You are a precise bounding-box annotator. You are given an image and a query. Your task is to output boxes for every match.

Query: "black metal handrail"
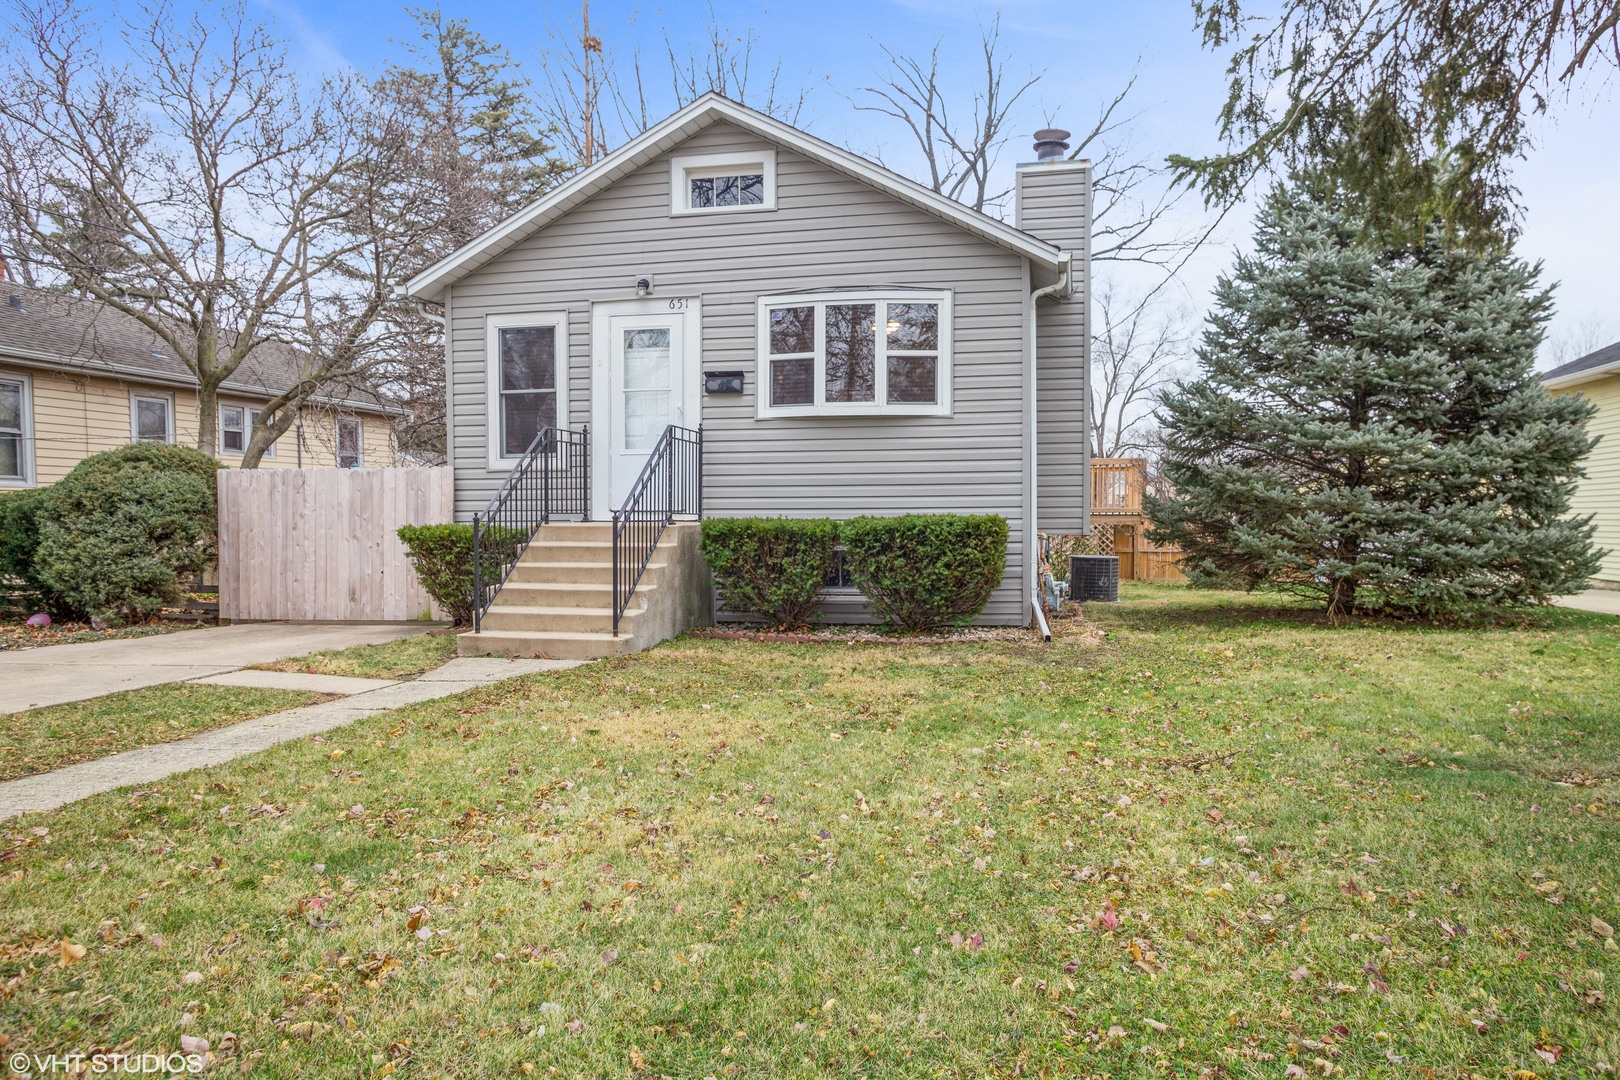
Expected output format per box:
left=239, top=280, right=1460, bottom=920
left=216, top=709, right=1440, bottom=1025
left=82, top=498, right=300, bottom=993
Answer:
left=472, top=425, right=590, bottom=632
left=612, top=424, right=702, bottom=636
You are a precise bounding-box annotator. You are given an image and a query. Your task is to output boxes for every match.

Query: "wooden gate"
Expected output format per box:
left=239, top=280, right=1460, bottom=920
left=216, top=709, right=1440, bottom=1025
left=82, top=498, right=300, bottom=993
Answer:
left=218, top=467, right=453, bottom=622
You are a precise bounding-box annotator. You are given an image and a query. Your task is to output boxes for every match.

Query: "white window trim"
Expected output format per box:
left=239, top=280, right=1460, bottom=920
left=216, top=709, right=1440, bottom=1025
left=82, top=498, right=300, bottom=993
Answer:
left=754, top=289, right=954, bottom=419
left=670, top=150, right=777, bottom=216
left=485, top=310, right=570, bottom=471
left=130, top=391, right=175, bottom=444
left=219, top=403, right=275, bottom=458
left=336, top=416, right=364, bottom=469
left=0, top=372, right=34, bottom=488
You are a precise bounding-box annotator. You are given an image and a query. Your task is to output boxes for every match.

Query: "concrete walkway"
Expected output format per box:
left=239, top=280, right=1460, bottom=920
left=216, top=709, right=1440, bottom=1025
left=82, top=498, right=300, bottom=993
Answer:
left=1554, top=589, right=1620, bottom=616
left=0, top=622, right=434, bottom=713
left=0, top=656, right=582, bottom=820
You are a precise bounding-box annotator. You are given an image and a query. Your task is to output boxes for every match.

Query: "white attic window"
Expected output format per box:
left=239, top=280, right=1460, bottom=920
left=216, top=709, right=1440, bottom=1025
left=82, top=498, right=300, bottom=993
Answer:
left=670, top=150, right=776, bottom=216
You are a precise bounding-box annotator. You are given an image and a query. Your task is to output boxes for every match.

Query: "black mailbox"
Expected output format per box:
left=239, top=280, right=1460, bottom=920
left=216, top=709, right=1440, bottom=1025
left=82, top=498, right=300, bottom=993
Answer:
left=705, top=371, right=745, bottom=394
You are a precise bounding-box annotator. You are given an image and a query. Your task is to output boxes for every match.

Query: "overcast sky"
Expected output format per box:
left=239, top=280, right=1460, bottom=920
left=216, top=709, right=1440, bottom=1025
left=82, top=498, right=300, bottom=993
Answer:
left=270, top=0, right=1619, bottom=367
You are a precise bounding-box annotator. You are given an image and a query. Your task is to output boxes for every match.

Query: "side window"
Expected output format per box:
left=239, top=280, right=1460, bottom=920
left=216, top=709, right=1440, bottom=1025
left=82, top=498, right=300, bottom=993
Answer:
left=336, top=418, right=362, bottom=468
left=499, top=325, right=558, bottom=456
left=0, top=378, right=27, bottom=481
left=220, top=406, right=245, bottom=453
left=132, top=394, right=172, bottom=443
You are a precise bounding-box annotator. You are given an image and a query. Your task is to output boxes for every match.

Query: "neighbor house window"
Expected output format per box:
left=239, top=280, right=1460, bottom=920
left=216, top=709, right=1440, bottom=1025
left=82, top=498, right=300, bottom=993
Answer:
left=670, top=151, right=776, bottom=215
left=220, top=405, right=274, bottom=458
left=0, top=375, right=31, bottom=484
left=485, top=311, right=568, bottom=468
left=755, top=291, right=952, bottom=418
left=131, top=393, right=173, bottom=443
left=336, top=417, right=362, bottom=468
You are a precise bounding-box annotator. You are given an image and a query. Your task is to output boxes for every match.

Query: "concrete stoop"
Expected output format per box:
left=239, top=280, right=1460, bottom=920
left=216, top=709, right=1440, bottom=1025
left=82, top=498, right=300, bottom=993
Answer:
left=458, top=521, right=711, bottom=660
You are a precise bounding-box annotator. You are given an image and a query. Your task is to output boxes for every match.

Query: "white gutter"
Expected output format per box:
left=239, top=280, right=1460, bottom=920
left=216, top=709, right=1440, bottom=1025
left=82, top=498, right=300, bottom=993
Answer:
left=1027, top=250, right=1071, bottom=640
left=1542, top=359, right=1620, bottom=391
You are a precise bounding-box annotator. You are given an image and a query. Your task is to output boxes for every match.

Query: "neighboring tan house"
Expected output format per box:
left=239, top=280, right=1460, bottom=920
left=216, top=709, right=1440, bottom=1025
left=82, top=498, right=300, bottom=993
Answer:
left=0, top=286, right=400, bottom=486
left=399, top=94, right=1091, bottom=656
left=1544, top=341, right=1620, bottom=587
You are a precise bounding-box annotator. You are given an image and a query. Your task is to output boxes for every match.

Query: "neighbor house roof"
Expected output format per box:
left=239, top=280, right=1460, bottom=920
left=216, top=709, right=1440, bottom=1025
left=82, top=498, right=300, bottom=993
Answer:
left=400, top=93, right=1068, bottom=303
left=1542, top=341, right=1620, bottom=390
left=0, top=286, right=398, bottom=415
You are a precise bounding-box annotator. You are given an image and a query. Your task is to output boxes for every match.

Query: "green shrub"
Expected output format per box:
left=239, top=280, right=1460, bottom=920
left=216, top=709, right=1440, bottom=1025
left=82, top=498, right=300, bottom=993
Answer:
left=0, top=488, right=78, bottom=617
left=398, top=523, right=527, bottom=626
left=701, top=517, right=842, bottom=628
left=33, top=444, right=221, bottom=625
left=842, top=514, right=1009, bottom=631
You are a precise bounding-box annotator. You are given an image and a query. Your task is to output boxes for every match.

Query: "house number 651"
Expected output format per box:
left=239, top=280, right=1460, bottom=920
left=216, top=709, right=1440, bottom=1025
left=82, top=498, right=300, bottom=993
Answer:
left=666, top=298, right=688, bottom=310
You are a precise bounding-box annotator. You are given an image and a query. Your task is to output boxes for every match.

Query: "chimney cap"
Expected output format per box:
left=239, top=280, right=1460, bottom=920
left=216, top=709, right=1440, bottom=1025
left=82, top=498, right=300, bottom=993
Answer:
left=1033, top=128, right=1071, bottom=160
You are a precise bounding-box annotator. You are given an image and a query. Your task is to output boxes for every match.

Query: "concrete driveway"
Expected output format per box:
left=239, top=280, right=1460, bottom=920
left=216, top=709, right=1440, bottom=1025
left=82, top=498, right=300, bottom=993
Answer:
left=1553, top=589, right=1620, bottom=616
left=0, top=622, right=436, bottom=713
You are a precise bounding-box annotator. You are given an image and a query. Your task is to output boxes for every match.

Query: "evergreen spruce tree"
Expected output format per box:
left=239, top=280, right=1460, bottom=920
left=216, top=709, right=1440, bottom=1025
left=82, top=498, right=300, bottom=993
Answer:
left=1148, top=183, right=1602, bottom=620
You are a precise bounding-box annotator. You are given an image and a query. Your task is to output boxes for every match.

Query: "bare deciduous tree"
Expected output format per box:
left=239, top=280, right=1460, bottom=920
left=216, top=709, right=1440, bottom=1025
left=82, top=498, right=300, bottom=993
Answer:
left=854, top=15, right=1037, bottom=214
left=0, top=0, right=411, bottom=463
left=1090, top=288, right=1187, bottom=458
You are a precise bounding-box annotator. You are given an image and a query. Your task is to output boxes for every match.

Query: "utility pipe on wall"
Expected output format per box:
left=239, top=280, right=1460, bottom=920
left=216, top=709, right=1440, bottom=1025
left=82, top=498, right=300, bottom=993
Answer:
left=1027, top=250, right=1071, bottom=641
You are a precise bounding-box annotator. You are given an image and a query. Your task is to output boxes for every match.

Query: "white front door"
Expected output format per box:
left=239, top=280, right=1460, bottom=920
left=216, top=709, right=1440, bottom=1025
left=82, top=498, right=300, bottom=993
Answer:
left=592, top=300, right=699, bottom=516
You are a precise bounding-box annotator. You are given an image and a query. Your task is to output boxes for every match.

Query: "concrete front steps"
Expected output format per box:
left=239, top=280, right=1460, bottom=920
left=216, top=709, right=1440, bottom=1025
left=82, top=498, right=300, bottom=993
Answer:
left=458, top=521, right=709, bottom=660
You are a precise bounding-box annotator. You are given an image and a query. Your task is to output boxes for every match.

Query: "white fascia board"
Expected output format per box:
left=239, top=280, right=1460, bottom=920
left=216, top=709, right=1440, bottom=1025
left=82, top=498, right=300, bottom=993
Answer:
left=1543, top=360, right=1620, bottom=391
left=398, top=94, right=1064, bottom=302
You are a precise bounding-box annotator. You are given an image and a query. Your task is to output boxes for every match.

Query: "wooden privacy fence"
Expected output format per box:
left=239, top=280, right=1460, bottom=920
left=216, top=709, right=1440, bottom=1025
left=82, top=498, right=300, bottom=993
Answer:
left=218, top=467, right=453, bottom=622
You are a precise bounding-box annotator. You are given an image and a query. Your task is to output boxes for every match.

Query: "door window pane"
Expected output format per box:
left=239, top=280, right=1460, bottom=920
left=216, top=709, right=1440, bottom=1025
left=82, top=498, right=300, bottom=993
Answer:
left=135, top=398, right=169, bottom=442
left=825, top=304, right=876, bottom=403
left=221, top=406, right=244, bottom=453
left=887, top=355, right=937, bottom=403
left=623, top=327, right=671, bottom=451
left=769, top=306, right=815, bottom=355
left=886, top=303, right=939, bottom=350
left=771, top=358, right=814, bottom=406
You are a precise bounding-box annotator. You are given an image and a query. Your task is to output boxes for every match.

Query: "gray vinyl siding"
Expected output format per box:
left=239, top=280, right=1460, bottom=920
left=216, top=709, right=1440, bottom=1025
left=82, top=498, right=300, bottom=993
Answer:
left=448, top=121, right=1033, bottom=624
left=1016, top=161, right=1091, bottom=533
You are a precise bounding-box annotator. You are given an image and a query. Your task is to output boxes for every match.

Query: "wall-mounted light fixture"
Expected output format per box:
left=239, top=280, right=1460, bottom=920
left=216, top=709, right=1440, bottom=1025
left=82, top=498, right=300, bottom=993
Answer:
left=635, top=275, right=654, bottom=297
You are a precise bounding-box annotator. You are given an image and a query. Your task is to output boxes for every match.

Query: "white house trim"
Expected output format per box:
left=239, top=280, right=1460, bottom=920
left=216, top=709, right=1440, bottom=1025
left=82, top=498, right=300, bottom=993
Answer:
left=398, top=94, right=1064, bottom=302
left=670, top=149, right=777, bottom=215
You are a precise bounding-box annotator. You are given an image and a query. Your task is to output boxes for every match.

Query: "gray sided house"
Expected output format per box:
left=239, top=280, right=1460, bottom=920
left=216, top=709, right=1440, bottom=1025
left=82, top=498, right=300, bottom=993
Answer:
left=401, top=94, right=1091, bottom=658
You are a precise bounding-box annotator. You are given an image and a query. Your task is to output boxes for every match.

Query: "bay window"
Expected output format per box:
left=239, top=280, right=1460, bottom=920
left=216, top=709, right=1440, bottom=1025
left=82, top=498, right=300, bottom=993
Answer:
left=756, top=291, right=952, bottom=418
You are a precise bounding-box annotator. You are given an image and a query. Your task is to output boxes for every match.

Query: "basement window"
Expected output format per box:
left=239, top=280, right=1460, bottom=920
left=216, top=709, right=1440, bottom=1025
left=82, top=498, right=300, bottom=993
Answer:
left=671, top=151, right=776, bottom=215
left=755, top=290, right=953, bottom=419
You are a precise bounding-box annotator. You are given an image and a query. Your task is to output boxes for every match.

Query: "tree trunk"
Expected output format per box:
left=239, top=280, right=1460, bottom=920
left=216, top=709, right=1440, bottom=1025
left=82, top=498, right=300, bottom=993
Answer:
left=241, top=406, right=302, bottom=469
left=1327, top=576, right=1357, bottom=620
left=194, top=319, right=221, bottom=458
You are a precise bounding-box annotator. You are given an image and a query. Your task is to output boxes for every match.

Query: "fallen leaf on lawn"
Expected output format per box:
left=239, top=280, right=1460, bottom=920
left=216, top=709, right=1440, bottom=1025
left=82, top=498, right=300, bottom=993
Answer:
left=629, top=1047, right=647, bottom=1070
left=1289, top=966, right=1310, bottom=982
left=1058, top=1005, right=1078, bottom=1019
left=1535, top=1045, right=1563, bottom=1065
left=1285, top=1065, right=1308, bottom=1079
left=1143, top=1018, right=1168, bottom=1032
left=1097, top=909, right=1120, bottom=932
left=1532, top=880, right=1561, bottom=894
left=1339, top=879, right=1361, bottom=896
left=182, top=971, right=204, bottom=985
left=966, top=933, right=983, bottom=952
left=1593, top=916, right=1616, bottom=939
left=1061, top=960, right=1080, bottom=974
left=60, top=939, right=86, bottom=966
left=415, top=928, right=432, bottom=942
left=1206, top=808, right=1223, bottom=823
left=565, top=1019, right=583, bottom=1035
left=601, top=949, right=618, bottom=966
left=179, top=1035, right=209, bottom=1054
left=1106, top=1025, right=1127, bottom=1040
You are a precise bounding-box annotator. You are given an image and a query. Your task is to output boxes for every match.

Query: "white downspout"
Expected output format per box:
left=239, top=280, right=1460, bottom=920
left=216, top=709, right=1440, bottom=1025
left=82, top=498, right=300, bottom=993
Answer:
left=1028, top=250, right=1071, bottom=641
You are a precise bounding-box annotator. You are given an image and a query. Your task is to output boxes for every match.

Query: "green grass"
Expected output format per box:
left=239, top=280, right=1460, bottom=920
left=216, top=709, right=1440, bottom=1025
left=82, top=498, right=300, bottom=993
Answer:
left=0, top=684, right=328, bottom=781
left=254, top=632, right=457, bottom=680
left=3, top=582, right=1618, bottom=1079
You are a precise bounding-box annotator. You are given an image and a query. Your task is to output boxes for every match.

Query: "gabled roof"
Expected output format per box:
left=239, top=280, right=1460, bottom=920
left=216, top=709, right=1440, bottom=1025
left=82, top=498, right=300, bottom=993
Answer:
left=400, top=93, right=1066, bottom=302
left=0, top=286, right=399, bottom=415
left=1542, top=341, right=1620, bottom=390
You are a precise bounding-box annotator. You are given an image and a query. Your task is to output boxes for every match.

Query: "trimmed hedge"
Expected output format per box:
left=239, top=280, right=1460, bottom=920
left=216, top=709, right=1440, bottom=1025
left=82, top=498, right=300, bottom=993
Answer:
left=842, top=514, right=1009, bottom=631
left=701, top=517, right=841, bottom=628
left=397, top=524, right=526, bottom=626
left=32, top=444, right=221, bottom=625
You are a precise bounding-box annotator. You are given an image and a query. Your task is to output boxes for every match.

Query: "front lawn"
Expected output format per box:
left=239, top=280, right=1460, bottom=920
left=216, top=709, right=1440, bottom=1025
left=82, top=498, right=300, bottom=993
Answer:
left=0, top=684, right=329, bottom=782
left=3, top=583, right=1617, bottom=1078
left=253, top=632, right=457, bottom=680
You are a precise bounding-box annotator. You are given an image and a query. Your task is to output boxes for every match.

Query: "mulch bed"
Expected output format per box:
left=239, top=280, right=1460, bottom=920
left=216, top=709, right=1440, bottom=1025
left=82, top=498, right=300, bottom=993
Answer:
left=0, top=616, right=207, bottom=652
